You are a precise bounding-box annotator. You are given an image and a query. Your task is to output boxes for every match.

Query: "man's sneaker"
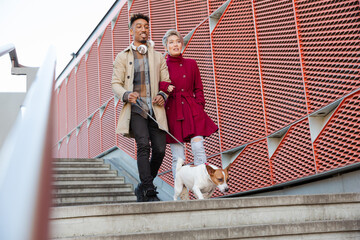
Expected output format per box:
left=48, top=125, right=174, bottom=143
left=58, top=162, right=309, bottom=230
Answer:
left=134, top=183, right=145, bottom=202
left=144, top=186, right=160, bottom=202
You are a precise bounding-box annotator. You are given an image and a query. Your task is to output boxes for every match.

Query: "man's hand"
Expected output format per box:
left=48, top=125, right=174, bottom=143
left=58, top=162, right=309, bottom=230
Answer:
left=128, top=92, right=139, bottom=103
left=153, top=95, right=165, bottom=106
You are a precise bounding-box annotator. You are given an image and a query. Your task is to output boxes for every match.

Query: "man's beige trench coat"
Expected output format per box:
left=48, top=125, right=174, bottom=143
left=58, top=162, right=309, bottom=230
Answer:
left=111, top=41, right=171, bottom=137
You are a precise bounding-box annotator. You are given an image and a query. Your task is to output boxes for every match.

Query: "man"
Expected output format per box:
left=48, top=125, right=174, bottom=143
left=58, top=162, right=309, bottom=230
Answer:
left=112, top=13, right=171, bottom=202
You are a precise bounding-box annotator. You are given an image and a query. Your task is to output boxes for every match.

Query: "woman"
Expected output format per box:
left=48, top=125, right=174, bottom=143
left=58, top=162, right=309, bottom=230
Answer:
left=161, top=29, right=218, bottom=180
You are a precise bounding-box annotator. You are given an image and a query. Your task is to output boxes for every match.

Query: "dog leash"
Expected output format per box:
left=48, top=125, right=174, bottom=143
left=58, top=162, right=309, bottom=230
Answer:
left=135, top=99, right=195, bottom=156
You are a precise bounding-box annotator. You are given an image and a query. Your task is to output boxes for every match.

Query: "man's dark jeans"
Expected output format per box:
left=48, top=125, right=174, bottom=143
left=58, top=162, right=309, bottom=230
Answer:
left=130, top=112, right=166, bottom=188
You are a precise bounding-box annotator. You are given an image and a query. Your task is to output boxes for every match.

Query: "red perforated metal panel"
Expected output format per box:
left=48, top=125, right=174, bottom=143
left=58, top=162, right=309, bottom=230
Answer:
left=271, top=119, right=316, bottom=184
left=87, top=41, right=100, bottom=116
left=113, top=5, right=130, bottom=57
left=226, top=139, right=272, bottom=194
left=76, top=56, right=87, bottom=125
left=149, top=0, right=176, bottom=52
left=99, top=23, right=114, bottom=106
left=158, top=171, right=174, bottom=187
left=295, top=0, right=360, bottom=113
left=115, top=101, right=136, bottom=158
left=175, top=0, right=208, bottom=36
left=67, top=130, right=77, bottom=158
left=129, top=0, right=150, bottom=41
left=52, top=90, right=59, bottom=144
left=183, top=19, right=221, bottom=157
left=58, top=141, right=67, bottom=158
left=209, top=0, right=227, bottom=14
left=67, top=69, right=77, bottom=132
left=158, top=145, right=173, bottom=174
left=52, top=145, right=58, bottom=158
left=77, top=122, right=89, bottom=158
left=314, top=91, right=360, bottom=172
left=254, top=0, right=308, bottom=135
left=58, top=83, right=67, bottom=139
left=88, top=110, right=101, bottom=158
left=211, top=0, right=266, bottom=151
left=101, top=98, right=116, bottom=153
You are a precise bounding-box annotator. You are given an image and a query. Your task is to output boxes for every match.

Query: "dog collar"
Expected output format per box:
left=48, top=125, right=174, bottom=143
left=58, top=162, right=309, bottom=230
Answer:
left=205, top=162, right=209, bottom=165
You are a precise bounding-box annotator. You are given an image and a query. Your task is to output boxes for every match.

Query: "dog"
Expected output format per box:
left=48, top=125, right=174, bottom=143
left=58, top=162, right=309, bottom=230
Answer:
left=173, top=158, right=233, bottom=200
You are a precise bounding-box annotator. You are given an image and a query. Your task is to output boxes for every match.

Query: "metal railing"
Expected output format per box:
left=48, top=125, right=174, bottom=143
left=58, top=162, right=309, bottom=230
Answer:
left=0, top=43, right=20, bottom=67
left=0, top=45, right=56, bottom=240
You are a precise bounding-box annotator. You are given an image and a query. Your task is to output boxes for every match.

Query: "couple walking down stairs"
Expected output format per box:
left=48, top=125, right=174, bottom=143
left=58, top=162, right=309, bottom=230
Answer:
left=51, top=158, right=360, bottom=239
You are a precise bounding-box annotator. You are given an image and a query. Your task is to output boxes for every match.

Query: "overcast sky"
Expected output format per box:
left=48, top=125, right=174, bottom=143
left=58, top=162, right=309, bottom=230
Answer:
left=0, top=0, right=116, bottom=92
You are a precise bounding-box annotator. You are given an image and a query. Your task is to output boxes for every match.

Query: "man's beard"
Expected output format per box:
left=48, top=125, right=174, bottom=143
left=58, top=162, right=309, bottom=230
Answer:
left=140, top=40, right=147, bottom=44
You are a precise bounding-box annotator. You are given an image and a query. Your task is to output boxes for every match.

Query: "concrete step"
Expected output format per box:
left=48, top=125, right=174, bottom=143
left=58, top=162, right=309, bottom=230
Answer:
left=54, top=158, right=104, bottom=163
left=53, top=173, right=118, bottom=178
left=54, top=166, right=111, bottom=171
left=54, top=180, right=125, bottom=185
left=53, top=192, right=136, bottom=206
left=53, top=170, right=117, bottom=175
left=50, top=193, right=360, bottom=239
left=53, top=176, right=125, bottom=182
left=54, top=163, right=110, bottom=168
left=54, top=220, right=360, bottom=239
left=53, top=184, right=133, bottom=194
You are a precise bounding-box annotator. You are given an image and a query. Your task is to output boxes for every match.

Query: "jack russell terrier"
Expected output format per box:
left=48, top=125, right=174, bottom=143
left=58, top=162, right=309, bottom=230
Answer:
left=173, top=158, right=233, bottom=200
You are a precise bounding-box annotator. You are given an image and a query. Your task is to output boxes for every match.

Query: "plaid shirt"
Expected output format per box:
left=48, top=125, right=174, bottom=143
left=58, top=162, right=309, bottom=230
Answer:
left=124, top=50, right=153, bottom=118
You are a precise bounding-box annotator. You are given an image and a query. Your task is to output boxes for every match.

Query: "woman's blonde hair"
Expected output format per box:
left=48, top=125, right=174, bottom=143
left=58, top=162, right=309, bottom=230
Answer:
left=162, top=29, right=184, bottom=47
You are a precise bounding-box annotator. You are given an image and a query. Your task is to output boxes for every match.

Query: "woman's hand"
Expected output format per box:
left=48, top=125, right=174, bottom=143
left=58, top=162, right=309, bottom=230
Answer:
left=167, top=85, right=175, bottom=93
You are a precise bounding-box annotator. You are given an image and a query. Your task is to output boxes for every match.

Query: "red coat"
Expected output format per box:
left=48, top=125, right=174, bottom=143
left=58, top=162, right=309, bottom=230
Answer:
left=161, top=54, right=218, bottom=143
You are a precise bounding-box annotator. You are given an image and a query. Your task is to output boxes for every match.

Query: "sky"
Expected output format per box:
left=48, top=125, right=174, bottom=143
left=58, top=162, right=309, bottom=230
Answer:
left=0, top=0, right=116, bottom=92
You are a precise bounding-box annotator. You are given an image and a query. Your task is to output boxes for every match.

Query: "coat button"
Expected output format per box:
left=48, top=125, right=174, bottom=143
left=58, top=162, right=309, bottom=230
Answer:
left=127, top=76, right=130, bottom=79
left=180, top=64, right=182, bottom=67
left=181, top=89, right=184, bottom=92
left=129, top=62, right=132, bottom=65
left=182, top=102, right=184, bottom=104
left=183, top=75, right=186, bottom=78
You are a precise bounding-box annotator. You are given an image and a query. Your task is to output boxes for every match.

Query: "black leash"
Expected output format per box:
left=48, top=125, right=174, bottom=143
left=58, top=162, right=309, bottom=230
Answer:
left=135, top=99, right=194, bottom=156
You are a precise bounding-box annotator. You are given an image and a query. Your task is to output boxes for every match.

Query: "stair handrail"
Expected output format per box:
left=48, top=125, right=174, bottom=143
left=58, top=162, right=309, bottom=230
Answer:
left=0, top=43, right=20, bottom=67
left=0, top=45, right=56, bottom=240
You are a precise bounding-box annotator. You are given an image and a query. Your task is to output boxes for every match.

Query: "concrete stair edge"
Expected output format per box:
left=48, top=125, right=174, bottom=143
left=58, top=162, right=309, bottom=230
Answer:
left=52, top=220, right=360, bottom=240
left=51, top=193, right=360, bottom=219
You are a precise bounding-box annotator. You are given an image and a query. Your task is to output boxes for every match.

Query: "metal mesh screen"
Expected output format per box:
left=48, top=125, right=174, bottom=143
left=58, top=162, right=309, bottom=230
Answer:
left=209, top=0, right=227, bottom=14
left=270, top=118, right=316, bottom=184
left=99, top=23, right=114, bottom=106
left=58, top=84, right=67, bottom=139
left=314, top=90, right=360, bottom=172
left=113, top=5, right=130, bottom=57
left=211, top=0, right=266, bottom=151
left=77, top=122, right=89, bottom=158
left=67, top=70, right=77, bottom=132
left=67, top=131, right=77, bottom=158
left=88, top=110, right=101, bottom=158
left=87, top=41, right=100, bottom=116
left=295, top=0, right=360, bottom=113
left=76, top=56, right=87, bottom=125
left=226, top=139, right=272, bottom=194
left=255, top=0, right=308, bottom=134
left=101, top=98, right=116, bottom=153
left=149, top=0, right=176, bottom=52
left=175, top=0, right=208, bottom=36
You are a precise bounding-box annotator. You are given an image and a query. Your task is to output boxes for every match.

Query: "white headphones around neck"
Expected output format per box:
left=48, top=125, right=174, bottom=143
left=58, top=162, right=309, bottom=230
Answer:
left=131, top=42, right=148, bottom=55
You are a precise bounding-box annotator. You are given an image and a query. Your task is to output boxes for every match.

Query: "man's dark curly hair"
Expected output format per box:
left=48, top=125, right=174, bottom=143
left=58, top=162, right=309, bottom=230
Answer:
left=129, top=13, right=149, bottom=29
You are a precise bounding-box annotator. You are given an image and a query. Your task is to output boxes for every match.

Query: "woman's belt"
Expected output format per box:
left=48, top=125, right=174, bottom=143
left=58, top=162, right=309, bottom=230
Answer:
left=170, top=92, right=198, bottom=121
